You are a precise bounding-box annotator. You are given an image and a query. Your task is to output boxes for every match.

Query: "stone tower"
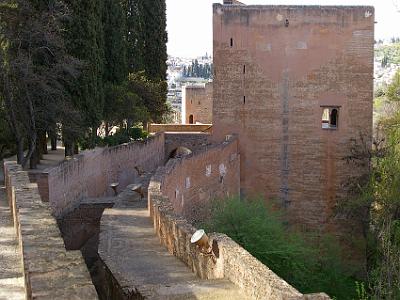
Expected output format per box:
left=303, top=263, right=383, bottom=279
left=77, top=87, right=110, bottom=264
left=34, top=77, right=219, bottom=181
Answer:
left=212, top=3, right=374, bottom=232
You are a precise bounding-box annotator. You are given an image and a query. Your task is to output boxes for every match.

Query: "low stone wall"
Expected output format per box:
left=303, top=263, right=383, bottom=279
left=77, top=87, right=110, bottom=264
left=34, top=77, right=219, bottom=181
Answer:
left=148, top=123, right=213, bottom=133
left=148, top=137, right=330, bottom=299
left=164, top=132, right=211, bottom=160
left=3, top=162, right=98, bottom=300
left=34, top=133, right=165, bottom=217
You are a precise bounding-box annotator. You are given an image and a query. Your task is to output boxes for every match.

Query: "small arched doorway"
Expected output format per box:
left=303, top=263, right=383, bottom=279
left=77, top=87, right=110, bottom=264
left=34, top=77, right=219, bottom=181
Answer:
left=189, top=114, right=194, bottom=124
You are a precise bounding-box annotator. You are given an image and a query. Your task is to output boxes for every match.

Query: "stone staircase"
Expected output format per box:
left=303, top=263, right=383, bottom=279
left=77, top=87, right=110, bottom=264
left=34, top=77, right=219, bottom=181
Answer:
left=98, top=173, right=250, bottom=300
left=0, top=180, right=25, bottom=300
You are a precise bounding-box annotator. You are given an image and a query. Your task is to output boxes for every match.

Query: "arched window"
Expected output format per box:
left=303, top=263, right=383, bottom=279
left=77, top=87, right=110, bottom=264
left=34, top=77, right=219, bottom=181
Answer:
left=230, top=38, right=233, bottom=47
left=321, top=107, right=339, bottom=129
left=189, top=115, right=194, bottom=124
left=321, top=108, right=330, bottom=128
left=330, top=109, right=338, bottom=127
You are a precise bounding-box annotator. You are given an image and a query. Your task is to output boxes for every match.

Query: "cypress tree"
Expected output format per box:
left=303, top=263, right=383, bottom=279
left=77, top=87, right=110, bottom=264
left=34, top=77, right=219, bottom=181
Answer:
left=125, top=0, right=167, bottom=81
left=64, top=0, right=105, bottom=134
left=141, top=0, right=168, bottom=81
left=124, top=0, right=168, bottom=123
left=125, top=0, right=144, bottom=73
left=103, top=0, right=127, bottom=84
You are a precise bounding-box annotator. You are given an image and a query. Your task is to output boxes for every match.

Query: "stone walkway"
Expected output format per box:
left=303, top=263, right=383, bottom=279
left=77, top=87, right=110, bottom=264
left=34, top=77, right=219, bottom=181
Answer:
left=27, top=148, right=66, bottom=173
left=0, top=183, right=25, bottom=299
left=99, top=176, right=249, bottom=300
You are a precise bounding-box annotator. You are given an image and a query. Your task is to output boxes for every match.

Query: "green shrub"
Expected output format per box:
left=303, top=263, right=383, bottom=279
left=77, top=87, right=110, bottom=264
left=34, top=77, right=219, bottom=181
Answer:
left=79, top=127, right=148, bottom=150
left=202, top=197, right=360, bottom=299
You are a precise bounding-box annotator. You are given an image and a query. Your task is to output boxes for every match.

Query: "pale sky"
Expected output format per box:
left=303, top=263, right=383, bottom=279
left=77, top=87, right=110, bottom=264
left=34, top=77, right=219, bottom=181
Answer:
left=166, top=0, right=400, bottom=57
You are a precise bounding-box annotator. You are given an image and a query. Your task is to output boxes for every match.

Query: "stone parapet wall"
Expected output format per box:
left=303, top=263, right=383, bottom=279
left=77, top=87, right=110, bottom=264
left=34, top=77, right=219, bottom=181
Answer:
left=148, top=137, right=329, bottom=299
left=3, top=162, right=98, bottom=300
left=164, top=132, right=211, bottom=160
left=148, top=123, right=213, bottom=133
left=34, top=133, right=165, bottom=217
left=213, top=233, right=330, bottom=300
left=162, top=135, right=240, bottom=224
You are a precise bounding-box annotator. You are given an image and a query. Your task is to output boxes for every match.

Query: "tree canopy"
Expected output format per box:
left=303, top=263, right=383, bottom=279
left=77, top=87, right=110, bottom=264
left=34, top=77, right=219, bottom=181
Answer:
left=0, top=0, right=168, bottom=166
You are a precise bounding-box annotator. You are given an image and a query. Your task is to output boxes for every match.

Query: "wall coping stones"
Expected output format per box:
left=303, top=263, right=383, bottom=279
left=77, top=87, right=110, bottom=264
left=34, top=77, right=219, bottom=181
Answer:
left=148, top=136, right=331, bottom=300
left=3, top=162, right=98, bottom=300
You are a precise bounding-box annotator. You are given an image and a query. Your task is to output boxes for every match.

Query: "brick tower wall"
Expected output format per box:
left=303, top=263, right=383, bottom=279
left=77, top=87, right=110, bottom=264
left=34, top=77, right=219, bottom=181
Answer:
left=212, top=4, right=374, bottom=232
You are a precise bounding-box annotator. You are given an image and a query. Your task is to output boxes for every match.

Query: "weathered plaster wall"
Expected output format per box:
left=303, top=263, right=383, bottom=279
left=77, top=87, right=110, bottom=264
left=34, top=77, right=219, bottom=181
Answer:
left=161, top=136, right=240, bottom=224
left=3, top=162, right=98, bottom=299
left=183, top=83, right=213, bottom=124
left=35, top=134, right=164, bottom=217
left=212, top=5, right=374, bottom=234
left=148, top=138, right=330, bottom=300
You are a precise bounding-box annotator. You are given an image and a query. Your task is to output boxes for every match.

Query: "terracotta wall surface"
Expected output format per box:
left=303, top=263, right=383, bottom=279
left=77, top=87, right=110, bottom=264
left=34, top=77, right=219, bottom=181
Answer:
left=3, top=162, right=98, bottom=299
left=164, top=132, right=212, bottom=160
left=148, top=124, right=212, bottom=134
left=212, top=4, right=374, bottom=233
left=183, top=83, right=213, bottom=124
left=161, top=135, right=240, bottom=224
left=34, top=134, right=165, bottom=217
left=148, top=137, right=330, bottom=300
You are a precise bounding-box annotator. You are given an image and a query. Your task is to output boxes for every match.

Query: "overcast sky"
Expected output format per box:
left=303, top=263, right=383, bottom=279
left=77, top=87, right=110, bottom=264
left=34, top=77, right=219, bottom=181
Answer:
left=166, top=0, right=400, bottom=57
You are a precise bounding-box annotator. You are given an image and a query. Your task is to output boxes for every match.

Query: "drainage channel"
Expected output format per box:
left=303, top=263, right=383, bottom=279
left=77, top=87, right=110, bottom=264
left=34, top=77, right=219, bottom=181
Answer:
left=57, top=201, right=114, bottom=300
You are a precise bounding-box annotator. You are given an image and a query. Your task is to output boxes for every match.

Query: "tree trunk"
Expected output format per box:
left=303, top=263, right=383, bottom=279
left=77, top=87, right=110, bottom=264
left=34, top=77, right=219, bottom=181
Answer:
left=51, top=136, right=57, bottom=150
left=64, top=140, right=74, bottom=157
left=29, top=151, right=39, bottom=169
left=16, top=139, right=24, bottom=165
left=142, top=121, right=148, bottom=132
left=49, top=125, right=57, bottom=150
left=105, top=122, right=110, bottom=137
left=127, top=119, right=133, bottom=130
left=29, top=140, right=39, bottom=169
left=21, top=129, right=37, bottom=170
left=74, top=143, right=79, bottom=155
left=37, top=130, right=47, bottom=159
left=42, top=131, right=48, bottom=155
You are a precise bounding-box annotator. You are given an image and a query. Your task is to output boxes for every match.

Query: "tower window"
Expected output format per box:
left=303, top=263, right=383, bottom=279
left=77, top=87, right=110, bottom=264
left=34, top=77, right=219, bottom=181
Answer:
left=230, top=38, right=233, bottom=47
left=330, top=109, right=338, bottom=127
left=321, top=107, right=339, bottom=129
left=243, top=96, right=246, bottom=104
left=243, top=65, right=246, bottom=74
